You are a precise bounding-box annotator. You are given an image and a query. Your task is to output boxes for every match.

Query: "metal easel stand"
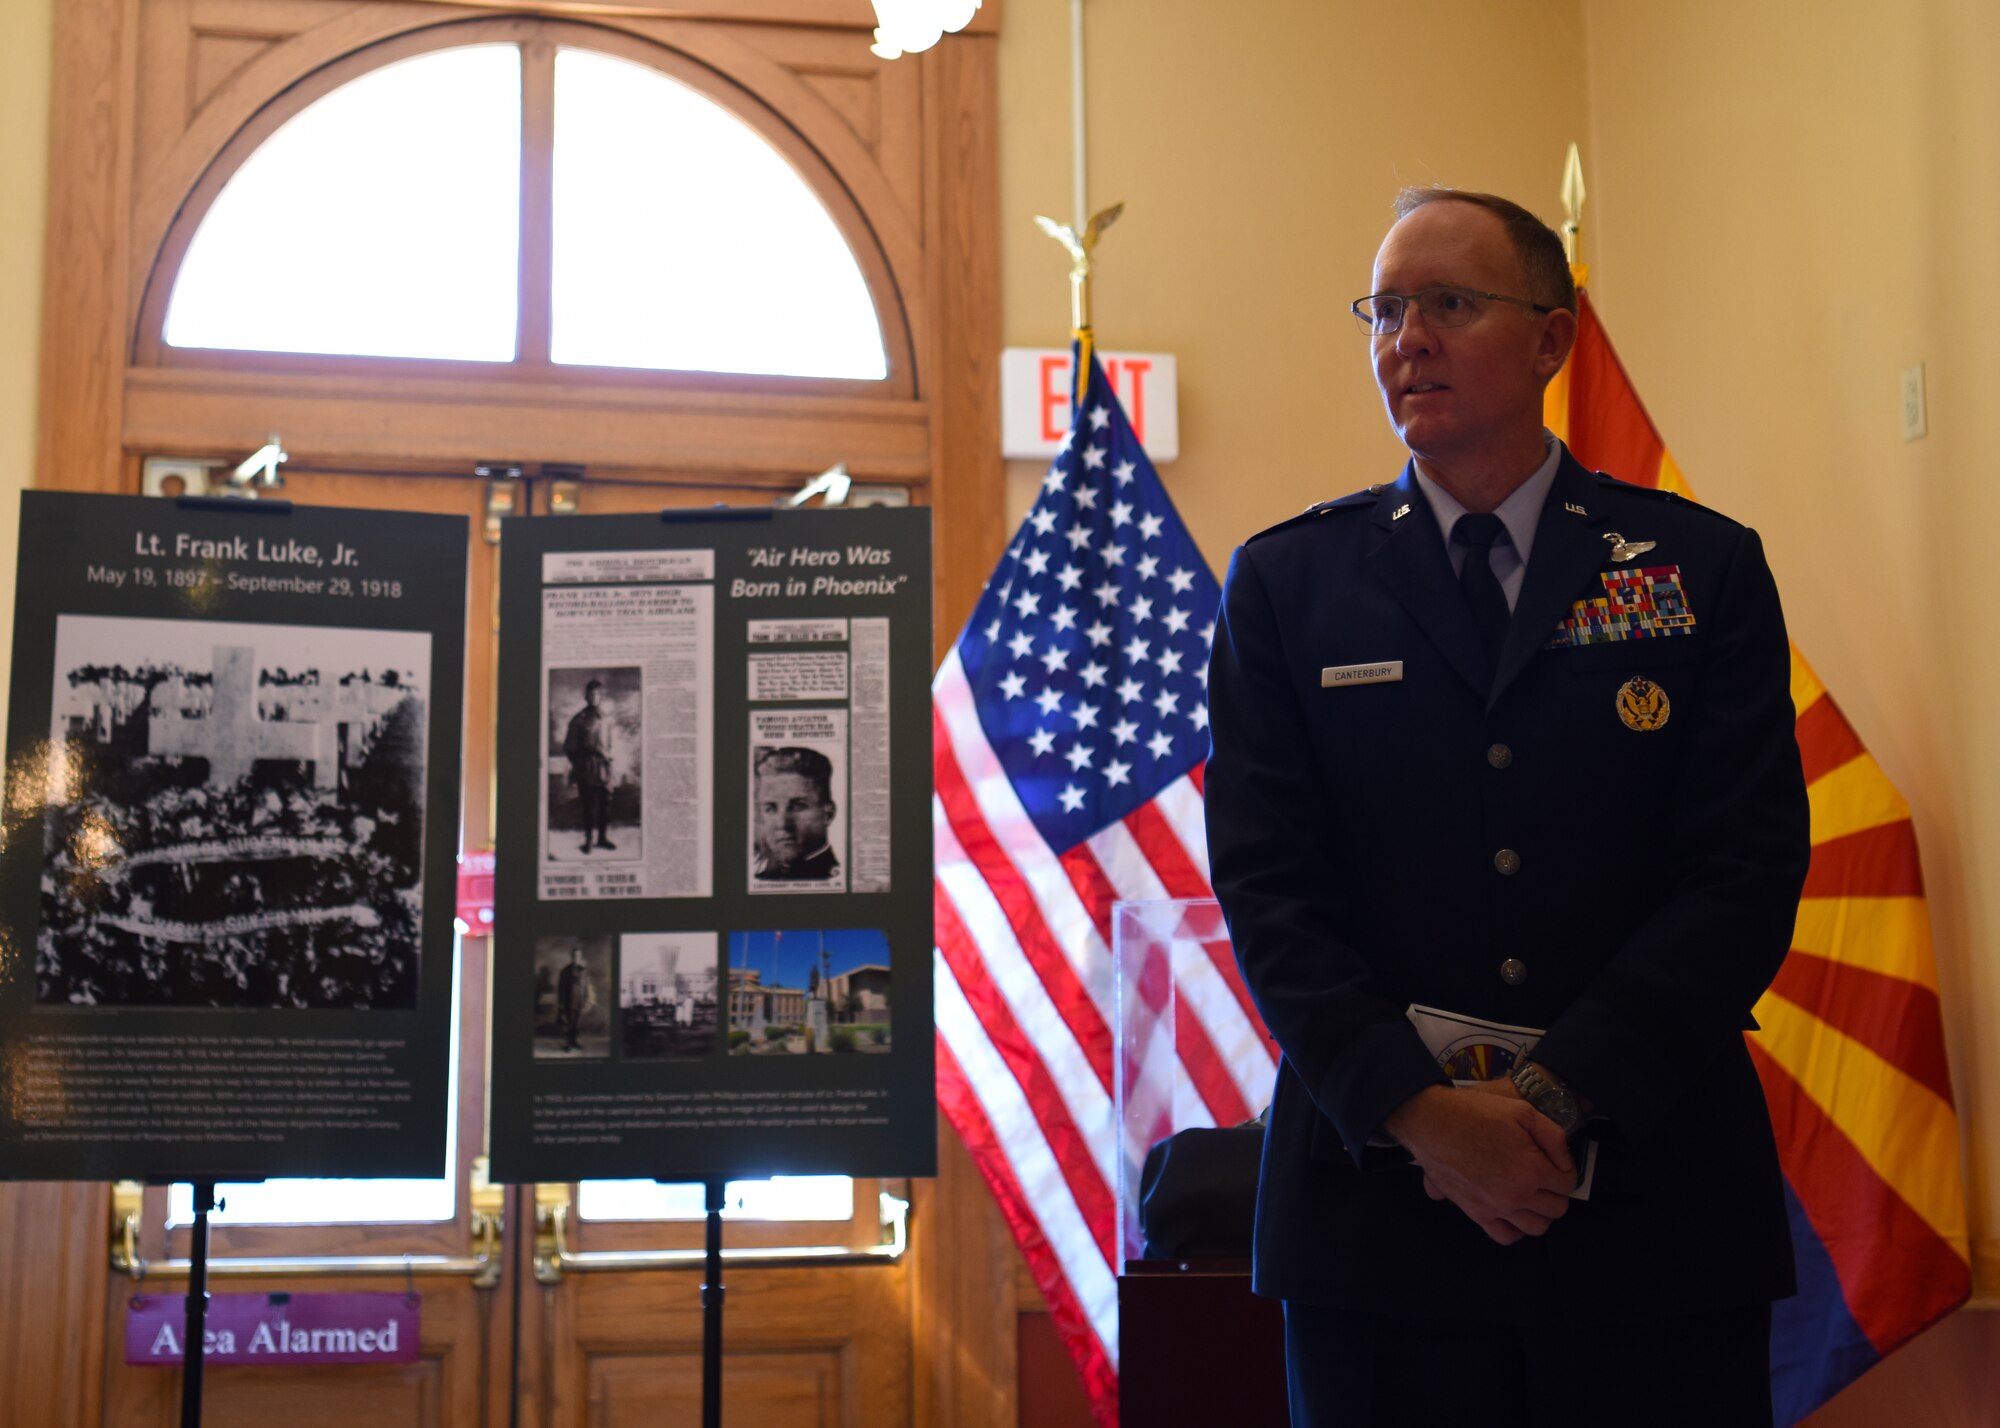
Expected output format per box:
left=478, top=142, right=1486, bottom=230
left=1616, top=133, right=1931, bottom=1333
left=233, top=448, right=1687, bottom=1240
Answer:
left=701, top=1178, right=726, bottom=1428
left=180, top=1182, right=217, bottom=1428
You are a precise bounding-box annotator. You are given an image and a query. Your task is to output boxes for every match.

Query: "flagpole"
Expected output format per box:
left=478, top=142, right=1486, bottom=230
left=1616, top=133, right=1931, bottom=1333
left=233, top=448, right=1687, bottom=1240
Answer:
left=1034, top=0, right=1122, bottom=405
left=1069, top=0, right=1088, bottom=233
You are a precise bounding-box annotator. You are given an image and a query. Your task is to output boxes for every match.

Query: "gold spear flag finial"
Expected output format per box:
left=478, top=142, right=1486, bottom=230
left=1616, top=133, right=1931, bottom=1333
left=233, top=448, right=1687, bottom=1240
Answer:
left=1559, top=143, right=1587, bottom=275
left=1034, top=202, right=1124, bottom=402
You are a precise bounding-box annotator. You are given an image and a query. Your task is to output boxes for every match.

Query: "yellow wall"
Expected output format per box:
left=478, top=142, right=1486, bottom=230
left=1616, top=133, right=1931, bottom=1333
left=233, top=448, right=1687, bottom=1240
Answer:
left=1580, top=0, right=2000, bottom=1286
left=998, top=0, right=1591, bottom=542
left=0, top=0, right=52, bottom=724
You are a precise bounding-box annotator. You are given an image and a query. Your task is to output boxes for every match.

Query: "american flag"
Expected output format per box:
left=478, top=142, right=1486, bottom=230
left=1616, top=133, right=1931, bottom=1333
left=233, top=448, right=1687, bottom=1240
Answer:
left=932, top=350, right=1279, bottom=1423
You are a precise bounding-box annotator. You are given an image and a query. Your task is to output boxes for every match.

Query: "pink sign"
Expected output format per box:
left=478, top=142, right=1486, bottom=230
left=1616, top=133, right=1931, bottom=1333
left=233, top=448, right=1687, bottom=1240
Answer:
left=126, top=1293, right=419, bottom=1367
left=456, top=847, right=495, bottom=936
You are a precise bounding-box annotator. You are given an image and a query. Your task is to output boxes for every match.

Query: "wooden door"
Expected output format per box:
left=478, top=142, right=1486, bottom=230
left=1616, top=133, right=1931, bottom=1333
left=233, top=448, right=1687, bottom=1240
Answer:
left=98, top=467, right=508, bottom=1428
left=15, top=2, right=1021, bottom=1422
left=523, top=1196, right=917, bottom=1426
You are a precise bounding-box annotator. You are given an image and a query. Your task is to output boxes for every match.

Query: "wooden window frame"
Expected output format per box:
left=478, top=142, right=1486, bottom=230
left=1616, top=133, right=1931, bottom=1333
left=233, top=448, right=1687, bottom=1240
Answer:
left=134, top=18, right=919, bottom=396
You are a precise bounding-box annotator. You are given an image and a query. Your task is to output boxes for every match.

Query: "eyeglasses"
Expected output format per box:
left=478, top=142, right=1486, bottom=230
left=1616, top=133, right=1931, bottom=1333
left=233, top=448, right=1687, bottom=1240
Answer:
left=1350, top=283, right=1554, bottom=335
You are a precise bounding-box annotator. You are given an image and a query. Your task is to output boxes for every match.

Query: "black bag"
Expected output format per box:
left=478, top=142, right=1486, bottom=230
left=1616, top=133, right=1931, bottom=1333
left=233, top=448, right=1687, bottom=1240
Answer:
left=1136, top=1124, right=1264, bottom=1259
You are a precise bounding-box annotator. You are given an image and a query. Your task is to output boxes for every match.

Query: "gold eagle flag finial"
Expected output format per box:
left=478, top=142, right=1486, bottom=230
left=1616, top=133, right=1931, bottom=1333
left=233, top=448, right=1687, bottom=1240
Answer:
left=1034, top=202, right=1124, bottom=403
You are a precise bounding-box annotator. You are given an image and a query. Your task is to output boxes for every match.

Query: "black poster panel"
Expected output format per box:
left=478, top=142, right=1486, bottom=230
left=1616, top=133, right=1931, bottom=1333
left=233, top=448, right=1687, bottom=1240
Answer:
left=489, top=508, right=935, bottom=1182
left=0, top=493, right=467, bottom=1182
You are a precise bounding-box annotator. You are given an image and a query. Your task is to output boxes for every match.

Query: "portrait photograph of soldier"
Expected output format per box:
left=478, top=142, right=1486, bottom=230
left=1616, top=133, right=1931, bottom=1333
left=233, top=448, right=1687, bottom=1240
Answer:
left=532, top=934, right=611, bottom=1059
left=544, top=666, right=641, bottom=865
left=747, top=742, right=846, bottom=893
left=36, top=614, right=432, bottom=1010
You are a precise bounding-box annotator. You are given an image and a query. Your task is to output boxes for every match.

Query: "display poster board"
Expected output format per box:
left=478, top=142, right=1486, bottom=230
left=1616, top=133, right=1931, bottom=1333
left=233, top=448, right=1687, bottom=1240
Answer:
left=0, top=493, right=467, bottom=1182
left=489, top=508, right=935, bottom=1181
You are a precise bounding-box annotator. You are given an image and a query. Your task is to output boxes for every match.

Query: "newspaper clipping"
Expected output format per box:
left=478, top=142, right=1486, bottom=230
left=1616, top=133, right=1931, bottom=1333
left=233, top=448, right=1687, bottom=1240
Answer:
left=744, top=616, right=891, bottom=896
left=748, top=709, right=848, bottom=893
left=846, top=618, right=892, bottom=893
left=538, top=553, right=714, bottom=901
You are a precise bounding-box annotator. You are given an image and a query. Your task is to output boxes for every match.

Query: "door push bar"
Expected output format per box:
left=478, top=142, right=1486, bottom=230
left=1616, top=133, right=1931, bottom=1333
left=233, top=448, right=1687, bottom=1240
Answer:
left=109, top=1159, right=508, bottom=1291
left=531, top=1182, right=910, bottom=1286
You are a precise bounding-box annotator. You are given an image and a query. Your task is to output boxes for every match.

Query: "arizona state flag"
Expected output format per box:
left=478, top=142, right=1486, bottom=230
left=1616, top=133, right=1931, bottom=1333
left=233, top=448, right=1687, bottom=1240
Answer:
left=1546, top=283, right=1972, bottom=1424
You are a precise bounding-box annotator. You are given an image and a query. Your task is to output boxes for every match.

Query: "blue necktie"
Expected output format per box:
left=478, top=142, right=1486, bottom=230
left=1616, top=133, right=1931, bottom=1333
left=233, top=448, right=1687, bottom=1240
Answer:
left=1453, top=512, right=1511, bottom=678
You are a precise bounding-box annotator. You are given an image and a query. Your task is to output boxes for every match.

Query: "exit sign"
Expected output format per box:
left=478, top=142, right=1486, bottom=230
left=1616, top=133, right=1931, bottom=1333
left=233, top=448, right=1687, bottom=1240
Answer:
left=1000, top=349, right=1179, bottom=462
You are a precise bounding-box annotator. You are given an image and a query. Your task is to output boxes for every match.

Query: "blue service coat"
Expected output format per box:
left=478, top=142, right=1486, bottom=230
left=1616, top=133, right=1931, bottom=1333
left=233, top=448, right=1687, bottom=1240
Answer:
left=1205, top=446, right=1810, bottom=1315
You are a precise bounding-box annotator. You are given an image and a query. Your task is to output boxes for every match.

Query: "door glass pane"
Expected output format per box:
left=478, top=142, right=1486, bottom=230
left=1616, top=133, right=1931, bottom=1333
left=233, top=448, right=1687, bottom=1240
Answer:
left=167, top=933, right=464, bottom=1227
left=164, top=45, right=522, bottom=361
left=579, top=1175, right=853, bottom=1222
left=550, top=48, right=888, bottom=379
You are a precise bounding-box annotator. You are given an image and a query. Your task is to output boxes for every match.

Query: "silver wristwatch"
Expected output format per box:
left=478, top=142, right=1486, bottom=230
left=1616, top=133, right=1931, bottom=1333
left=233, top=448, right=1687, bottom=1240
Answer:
left=1511, top=1060, right=1583, bottom=1137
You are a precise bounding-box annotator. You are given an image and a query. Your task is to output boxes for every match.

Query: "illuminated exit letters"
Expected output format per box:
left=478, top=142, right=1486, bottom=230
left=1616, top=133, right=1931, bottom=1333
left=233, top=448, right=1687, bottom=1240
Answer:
left=999, top=348, right=1180, bottom=462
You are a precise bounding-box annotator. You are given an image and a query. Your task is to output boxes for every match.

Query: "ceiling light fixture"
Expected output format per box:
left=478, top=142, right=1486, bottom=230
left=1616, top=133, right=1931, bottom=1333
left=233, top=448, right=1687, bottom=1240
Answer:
left=869, top=0, right=982, bottom=60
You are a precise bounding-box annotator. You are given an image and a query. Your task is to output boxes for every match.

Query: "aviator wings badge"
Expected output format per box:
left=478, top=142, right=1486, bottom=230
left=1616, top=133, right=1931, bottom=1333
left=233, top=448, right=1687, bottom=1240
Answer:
left=1603, top=531, right=1657, bottom=563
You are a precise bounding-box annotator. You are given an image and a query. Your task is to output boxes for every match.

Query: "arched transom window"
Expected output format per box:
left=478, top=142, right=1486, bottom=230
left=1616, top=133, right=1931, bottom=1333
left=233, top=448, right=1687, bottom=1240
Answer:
left=154, top=28, right=892, bottom=382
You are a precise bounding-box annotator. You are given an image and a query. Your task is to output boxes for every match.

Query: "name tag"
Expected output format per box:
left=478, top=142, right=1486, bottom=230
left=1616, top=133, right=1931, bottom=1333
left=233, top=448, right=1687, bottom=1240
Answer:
left=1321, top=660, right=1403, bottom=688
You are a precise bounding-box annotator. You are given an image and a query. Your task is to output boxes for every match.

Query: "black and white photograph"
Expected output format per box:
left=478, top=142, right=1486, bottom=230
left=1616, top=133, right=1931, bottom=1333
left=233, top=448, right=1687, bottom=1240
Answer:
left=748, top=708, right=847, bottom=894
left=618, top=931, right=719, bottom=1060
left=544, top=665, right=642, bottom=865
left=532, top=934, right=612, bottom=1059
left=728, top=929, right=890, bottom=1055
left=38, top=614, right=432, bottom=1010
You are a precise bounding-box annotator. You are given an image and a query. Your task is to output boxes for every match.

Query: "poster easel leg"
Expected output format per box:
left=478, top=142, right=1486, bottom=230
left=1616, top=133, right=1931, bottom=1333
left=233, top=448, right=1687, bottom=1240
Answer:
left=702, top=1177, right=725, bottom=1428
left=180, top=1181, right=216, bottom=1428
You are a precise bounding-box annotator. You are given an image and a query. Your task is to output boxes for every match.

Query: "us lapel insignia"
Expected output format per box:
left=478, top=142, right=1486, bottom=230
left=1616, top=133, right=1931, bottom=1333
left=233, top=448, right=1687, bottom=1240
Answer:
left=1603, top=531, right=1657, bottom=563
left=1564, top=501, right=1588, bottom=516
left=1391, top=503, right=1412, bottom=521
left=1616, top=675, right=1671, bottom=731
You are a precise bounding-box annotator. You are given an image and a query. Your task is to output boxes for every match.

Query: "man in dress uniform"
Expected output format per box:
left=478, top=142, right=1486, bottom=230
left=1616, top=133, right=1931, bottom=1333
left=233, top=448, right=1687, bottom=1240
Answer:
left=1205, top=189, right=1810, bottom=1426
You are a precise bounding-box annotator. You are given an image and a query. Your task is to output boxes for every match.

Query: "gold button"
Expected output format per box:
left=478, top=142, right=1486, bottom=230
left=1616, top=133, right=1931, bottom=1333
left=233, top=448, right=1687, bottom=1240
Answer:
left=1500, top=958, right=1528, bottom=986
left=1493, top=848, right=1521, bottom=875
left=1487, top=743, right=1513, bottom=769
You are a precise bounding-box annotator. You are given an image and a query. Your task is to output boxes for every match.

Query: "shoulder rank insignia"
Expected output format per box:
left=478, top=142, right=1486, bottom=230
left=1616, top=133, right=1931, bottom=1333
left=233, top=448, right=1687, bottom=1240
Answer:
left=1616, top=675, right=1671, bottom=731
left=1252, top=493, right=1361, bottom=541
left=1547, top=565, right=1696, bottom=647
left=1602, top=531, right=1657, bottom=563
